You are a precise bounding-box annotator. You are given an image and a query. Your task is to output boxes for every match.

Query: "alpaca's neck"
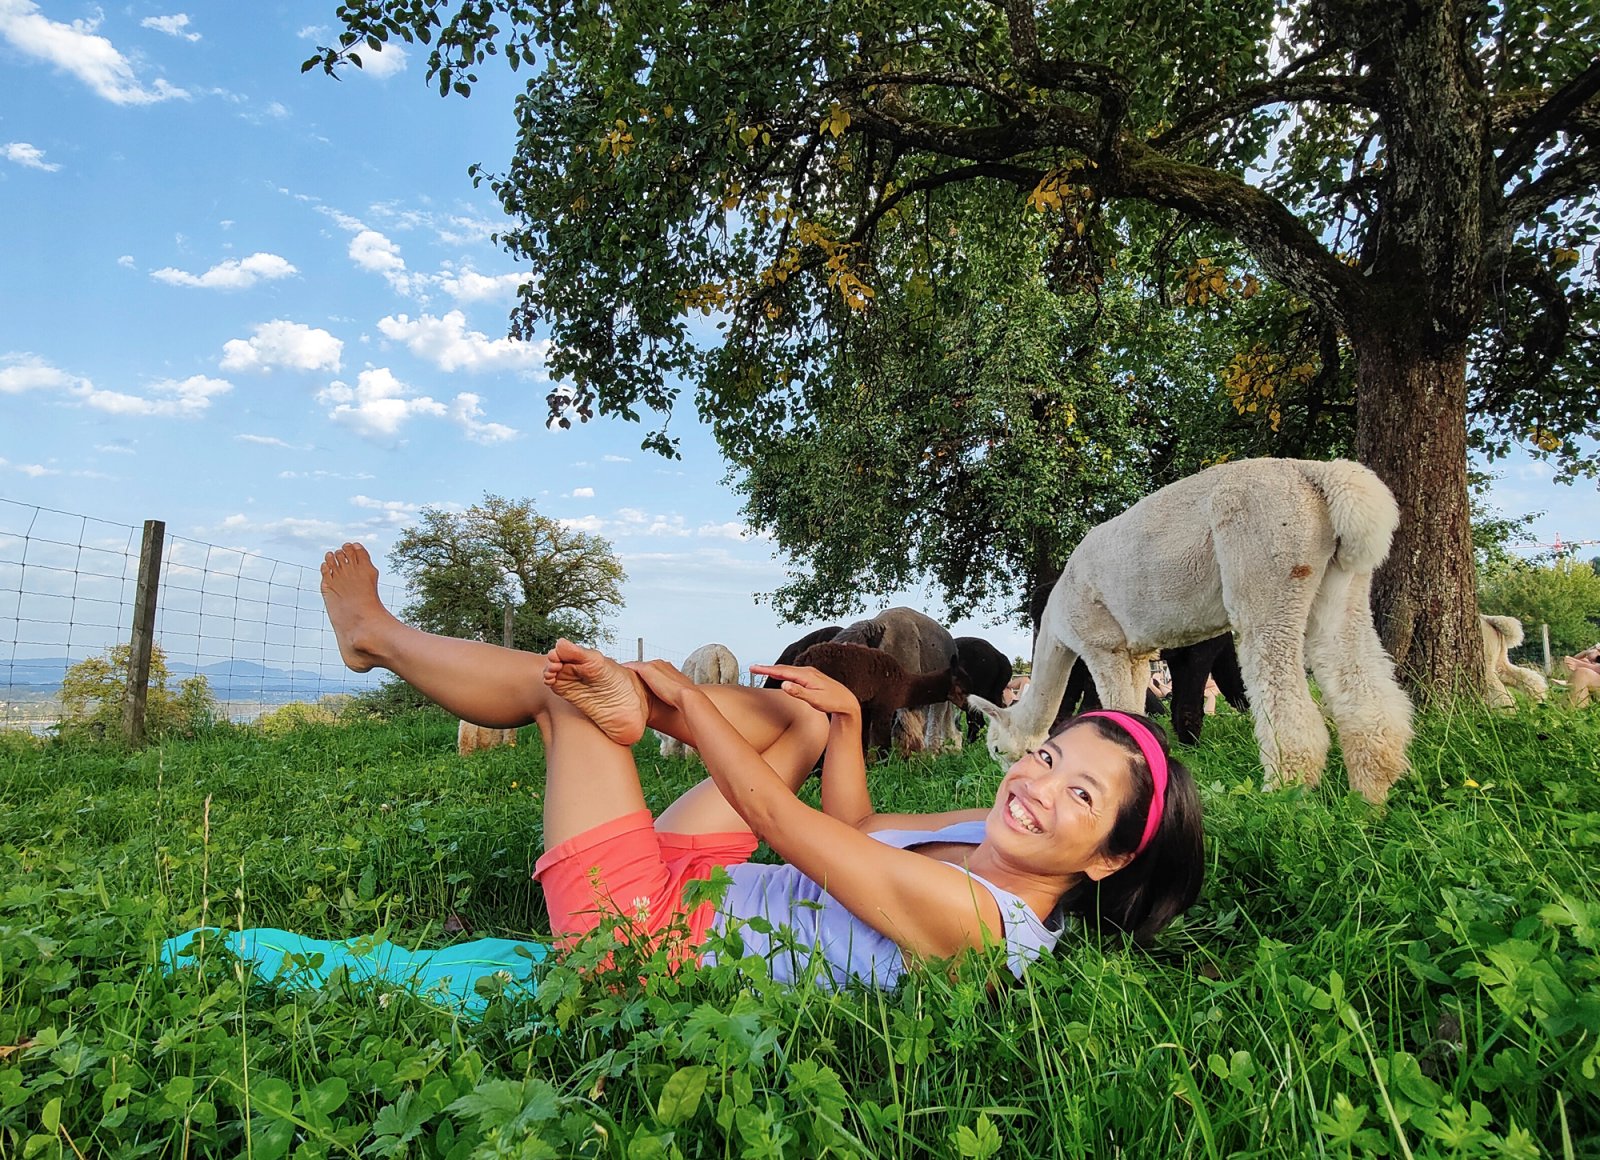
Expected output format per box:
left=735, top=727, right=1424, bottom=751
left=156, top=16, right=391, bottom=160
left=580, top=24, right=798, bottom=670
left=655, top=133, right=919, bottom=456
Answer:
left=901, top=669, right=953, bottom=707
left=1016, top=623, right=1078, bottom=733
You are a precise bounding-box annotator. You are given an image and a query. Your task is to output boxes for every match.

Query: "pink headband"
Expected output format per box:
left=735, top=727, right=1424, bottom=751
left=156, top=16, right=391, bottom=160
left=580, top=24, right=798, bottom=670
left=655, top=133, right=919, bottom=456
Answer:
left=1079, top=711, right=1168, bottom=858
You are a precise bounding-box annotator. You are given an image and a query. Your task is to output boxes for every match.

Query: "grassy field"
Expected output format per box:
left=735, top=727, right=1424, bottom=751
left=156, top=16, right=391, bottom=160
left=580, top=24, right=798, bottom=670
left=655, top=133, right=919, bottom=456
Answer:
left=1, top=701, right=1597, bottom=1158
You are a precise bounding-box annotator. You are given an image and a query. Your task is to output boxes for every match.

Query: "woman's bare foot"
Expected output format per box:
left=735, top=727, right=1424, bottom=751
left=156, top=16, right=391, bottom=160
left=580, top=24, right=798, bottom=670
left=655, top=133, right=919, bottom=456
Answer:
left=544, top=639, right=650, bottom=746
left=320, top=543, right=399, bottom=673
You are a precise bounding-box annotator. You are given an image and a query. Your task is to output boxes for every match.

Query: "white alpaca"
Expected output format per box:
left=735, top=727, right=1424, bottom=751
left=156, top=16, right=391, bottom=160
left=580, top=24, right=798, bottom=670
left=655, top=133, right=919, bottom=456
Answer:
left=968, top=458, right=1415, bottom=803
left=1480, top=615, right=1547, bottom=708
left=657, top=643, right=742, bottom=759
left=458, top=721, right=517, bottom=756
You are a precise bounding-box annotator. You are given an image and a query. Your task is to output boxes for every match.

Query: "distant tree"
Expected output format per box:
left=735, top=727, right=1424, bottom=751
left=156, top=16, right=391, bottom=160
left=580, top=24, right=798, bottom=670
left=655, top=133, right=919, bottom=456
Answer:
left=309, top=0, right=1600, bottom=698
left=1478, top=557, right=1600, bottom=659
left=58, top=643, right=217, bottom=741
left=388, top=494, right=625, bottom=650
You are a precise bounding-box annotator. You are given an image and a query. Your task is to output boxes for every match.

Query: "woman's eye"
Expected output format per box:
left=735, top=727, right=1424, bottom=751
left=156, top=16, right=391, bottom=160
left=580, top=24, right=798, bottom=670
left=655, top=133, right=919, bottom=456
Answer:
left=1072, top=787, right=1092, bottom=806
left=1036, top=749, right=1053, bottom=767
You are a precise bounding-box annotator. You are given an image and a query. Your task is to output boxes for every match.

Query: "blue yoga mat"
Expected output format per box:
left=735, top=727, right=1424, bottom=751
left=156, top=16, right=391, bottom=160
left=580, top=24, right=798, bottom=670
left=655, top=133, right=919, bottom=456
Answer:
left=161, top=927, right=548, bottom=1015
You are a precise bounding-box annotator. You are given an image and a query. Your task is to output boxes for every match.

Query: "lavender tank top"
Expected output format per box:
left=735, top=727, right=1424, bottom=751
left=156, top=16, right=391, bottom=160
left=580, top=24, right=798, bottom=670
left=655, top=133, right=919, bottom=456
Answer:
left=704, top=820, right=1061, bottom=989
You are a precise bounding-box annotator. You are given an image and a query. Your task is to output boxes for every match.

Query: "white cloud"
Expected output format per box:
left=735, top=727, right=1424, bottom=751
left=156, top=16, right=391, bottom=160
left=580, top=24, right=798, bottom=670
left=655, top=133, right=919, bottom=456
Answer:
left=603, top=454, right=631, bottom=463
left=0, top=353, right=80, bottom=393
left=79, top=374, right=231, bottom=417
left=216, top=512, right=352, bottom=545
left=377, top=310, right=545, bottom=373
left=141, top=13, right=199, bottom=41
left=3, top=141, right=58, bottom=171
left=318, top=367, right=446, bottom=438
left=450, top=392, right=519, bottom=444
left=348, top=229, right=414, bottom=294
left=279, top=468, right=374, bottom=480
left=561, top=507, right=694, bottom=539
left=351, top=40, right=406, bottom=78
left=151, top=252, right=298, bottom=290
left=221, top=320, right=343, bottom=373
left=0, top=0, right=189, bottom=104
left=237, top=433, right=303, bottom=449
left=350, top=494, right=425, bottom=519
left=296, top=24, right=328, bottom=40
left=570, top=487, right=595, bottom=499
left=117, top=254, right=135, bottom=268
left=438, top=268, right=529, bottom=302
left=95, top=441, right=136, bottom=454
left=698, top=521, right=766, bottom=541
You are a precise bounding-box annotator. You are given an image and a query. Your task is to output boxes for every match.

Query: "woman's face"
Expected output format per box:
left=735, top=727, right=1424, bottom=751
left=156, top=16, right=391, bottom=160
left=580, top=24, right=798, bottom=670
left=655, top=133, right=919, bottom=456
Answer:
left=985, top=725, right=1137, bottom=881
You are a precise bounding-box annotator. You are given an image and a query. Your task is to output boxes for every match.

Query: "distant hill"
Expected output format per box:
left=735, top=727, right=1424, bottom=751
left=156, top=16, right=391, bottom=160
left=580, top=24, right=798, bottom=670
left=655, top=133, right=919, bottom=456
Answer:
left=1, top=655, right=376, bottom=703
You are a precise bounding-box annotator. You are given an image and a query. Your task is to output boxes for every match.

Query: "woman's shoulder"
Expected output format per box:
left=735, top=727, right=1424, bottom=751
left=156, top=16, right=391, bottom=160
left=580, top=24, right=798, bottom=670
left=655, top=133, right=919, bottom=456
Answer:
left=869, top=819, right=987, bottom=849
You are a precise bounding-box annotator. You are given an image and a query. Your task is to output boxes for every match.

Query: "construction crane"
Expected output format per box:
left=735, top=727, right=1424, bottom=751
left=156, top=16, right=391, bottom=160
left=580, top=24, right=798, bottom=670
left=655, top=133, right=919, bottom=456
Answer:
left=1508, top=533, right=1600, bottom=555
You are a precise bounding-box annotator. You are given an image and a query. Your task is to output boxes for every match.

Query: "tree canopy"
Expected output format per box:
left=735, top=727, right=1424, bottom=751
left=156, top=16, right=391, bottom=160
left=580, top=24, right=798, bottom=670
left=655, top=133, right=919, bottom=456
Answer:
left=309, top=0, right=1600, bottom=690
left=387, top=494, right=625, bottom=649
left=58, top=643, right=217, bottom=740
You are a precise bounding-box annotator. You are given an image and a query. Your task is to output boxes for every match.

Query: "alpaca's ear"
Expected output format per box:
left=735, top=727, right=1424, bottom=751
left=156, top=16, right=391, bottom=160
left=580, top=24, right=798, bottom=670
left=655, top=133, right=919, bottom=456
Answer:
left=966, top=694, right=1005, bottom=722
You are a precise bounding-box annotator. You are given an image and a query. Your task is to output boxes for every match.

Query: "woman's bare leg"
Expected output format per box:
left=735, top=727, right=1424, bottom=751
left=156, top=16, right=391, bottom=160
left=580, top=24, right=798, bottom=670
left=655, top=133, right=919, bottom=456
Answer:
left=545, top=643, right=829, bottom=836
left=323, top=542, right=827, bottom=841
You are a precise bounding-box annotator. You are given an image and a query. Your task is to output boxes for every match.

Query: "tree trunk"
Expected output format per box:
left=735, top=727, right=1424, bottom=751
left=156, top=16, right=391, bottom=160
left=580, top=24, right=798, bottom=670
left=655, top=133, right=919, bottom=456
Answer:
left=1353, top=331, right=1484, bottom=700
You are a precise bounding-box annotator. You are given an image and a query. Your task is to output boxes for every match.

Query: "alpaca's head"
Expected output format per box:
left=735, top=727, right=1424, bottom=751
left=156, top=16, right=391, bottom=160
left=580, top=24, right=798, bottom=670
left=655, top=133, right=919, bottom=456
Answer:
left=966, top=693, right=1050, bottom=764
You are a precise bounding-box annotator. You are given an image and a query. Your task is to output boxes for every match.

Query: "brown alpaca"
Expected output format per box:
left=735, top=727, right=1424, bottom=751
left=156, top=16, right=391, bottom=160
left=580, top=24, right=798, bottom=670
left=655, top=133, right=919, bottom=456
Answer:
left=796, top=641, right=969, bottom=757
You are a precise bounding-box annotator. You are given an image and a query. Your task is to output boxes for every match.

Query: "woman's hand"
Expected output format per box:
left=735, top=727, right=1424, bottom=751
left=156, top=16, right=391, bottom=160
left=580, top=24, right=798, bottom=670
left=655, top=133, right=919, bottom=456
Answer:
left=627, top=659, right=705, bottom=710
left=750, top=663, right=861, bottom=717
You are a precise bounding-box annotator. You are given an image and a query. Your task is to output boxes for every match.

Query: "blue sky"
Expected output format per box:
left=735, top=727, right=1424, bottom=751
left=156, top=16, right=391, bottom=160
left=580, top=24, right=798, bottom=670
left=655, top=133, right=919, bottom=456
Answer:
left=0, top=0, right=1594, bottom=684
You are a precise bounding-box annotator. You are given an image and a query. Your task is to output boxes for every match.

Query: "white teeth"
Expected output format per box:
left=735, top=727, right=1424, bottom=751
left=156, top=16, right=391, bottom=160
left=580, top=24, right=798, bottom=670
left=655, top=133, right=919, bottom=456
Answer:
left=1008, top=796, right=1043, bottom=834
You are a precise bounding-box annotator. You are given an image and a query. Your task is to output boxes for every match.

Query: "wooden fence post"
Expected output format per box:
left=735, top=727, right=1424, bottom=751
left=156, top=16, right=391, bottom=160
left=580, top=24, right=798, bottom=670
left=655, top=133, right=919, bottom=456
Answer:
left=1541, top=623, right=1552, bottom=675
left=637, top=637, right=644, bottom=663
left=502, top=606, right=515, bottom=649
left=123, top=519, right=166, bottom=747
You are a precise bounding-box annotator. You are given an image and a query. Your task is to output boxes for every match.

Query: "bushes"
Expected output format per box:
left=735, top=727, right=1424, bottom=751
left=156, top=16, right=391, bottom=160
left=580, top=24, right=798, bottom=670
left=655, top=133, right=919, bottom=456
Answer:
left=55, top=642, right=219, bottom=741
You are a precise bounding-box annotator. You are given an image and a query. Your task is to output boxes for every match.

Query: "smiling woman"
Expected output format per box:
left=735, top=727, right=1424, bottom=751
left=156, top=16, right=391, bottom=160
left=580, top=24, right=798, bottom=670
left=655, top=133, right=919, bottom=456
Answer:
left=322, top=541, right=1206, bottom=988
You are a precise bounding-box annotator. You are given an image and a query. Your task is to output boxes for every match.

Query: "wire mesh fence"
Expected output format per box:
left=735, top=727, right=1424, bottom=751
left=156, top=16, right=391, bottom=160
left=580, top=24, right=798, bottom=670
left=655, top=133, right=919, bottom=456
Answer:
left=0, top=499, right=404, bottom=733
left=0, top=497, right=760, bottom=736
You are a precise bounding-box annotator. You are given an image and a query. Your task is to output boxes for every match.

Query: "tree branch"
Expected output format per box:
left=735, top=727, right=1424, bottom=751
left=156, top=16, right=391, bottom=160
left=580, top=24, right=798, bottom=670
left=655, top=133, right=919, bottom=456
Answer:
left=1496, top=59, right=1600, bottom=183
left=995, top=0, right=1131, bottom=164
left=848, top=162, right=1040, bottom=246
left=1154, top=74, right=1379, bottom=150
left=1503, top=141, right=1600, bottom=223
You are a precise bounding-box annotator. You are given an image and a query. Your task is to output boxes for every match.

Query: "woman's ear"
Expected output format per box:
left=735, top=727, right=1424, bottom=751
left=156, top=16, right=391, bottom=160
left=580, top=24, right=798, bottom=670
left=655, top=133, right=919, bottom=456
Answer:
left=1084, top=850, right=1135, bottom=882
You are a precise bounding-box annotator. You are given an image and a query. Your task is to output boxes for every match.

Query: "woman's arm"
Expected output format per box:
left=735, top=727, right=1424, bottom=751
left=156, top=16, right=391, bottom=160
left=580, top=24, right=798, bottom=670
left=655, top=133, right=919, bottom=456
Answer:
left=638, top=664, right=1007, bottom=958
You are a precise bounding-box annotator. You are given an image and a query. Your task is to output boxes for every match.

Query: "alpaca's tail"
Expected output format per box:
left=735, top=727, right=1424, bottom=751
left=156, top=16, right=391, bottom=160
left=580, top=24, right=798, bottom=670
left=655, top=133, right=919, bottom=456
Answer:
left=1292, top=459, right=1400, bottom=574
left=1481, top=614, right=1525, bottom=651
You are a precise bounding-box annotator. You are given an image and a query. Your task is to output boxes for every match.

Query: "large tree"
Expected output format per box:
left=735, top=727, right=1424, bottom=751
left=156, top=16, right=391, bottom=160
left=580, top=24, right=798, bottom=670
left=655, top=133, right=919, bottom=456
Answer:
left=310, top=0, right=1600, bottom=693
left=388, top=494, right=625, bottom=648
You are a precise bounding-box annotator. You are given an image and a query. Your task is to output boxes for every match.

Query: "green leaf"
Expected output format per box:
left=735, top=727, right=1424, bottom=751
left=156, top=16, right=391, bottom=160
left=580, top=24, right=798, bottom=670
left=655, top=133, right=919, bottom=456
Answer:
left=656, top=1065, right=709, bottom=1127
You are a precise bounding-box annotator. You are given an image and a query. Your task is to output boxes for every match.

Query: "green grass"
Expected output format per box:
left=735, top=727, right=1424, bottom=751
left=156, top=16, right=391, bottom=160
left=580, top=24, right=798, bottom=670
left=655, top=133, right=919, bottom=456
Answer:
left=0, top=702, right=1597, bottom=1158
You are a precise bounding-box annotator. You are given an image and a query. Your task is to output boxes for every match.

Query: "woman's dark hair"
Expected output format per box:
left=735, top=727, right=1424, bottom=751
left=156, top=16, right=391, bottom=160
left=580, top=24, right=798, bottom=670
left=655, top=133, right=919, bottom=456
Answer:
left=1053, top=712, right=1205, bottom=943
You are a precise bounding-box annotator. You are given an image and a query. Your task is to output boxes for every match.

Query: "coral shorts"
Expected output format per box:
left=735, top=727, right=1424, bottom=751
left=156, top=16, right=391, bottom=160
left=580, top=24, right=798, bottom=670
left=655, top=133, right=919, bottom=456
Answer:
left=532, top=809, right=757, bottom=953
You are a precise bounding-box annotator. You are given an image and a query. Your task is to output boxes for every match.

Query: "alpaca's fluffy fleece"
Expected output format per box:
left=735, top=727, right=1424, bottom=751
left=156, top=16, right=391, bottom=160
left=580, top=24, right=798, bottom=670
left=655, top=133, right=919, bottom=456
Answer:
left=1480, top=615, right=1548, bottom=708
left=657, top=643, right=742, bottom=759
left=837, top=607, right=964, bottom=754
left=969, top=458, right=1415, bottom=803
left=458, top=721, right=518, bottom=756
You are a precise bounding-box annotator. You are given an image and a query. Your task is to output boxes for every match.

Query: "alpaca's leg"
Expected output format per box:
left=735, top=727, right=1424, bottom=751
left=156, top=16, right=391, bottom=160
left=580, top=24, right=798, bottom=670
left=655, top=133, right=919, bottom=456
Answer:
left=1080, top=650, right=1143, bottom=713
left=1218, top=543, right=1330, bottom=792
left=925, top=703, right=961, bottom=752
left=1165, top=641, right=1214, bottom=745
left=1500, top=662, right=1547, bottom=702
left=1129, top=656, right=1153, bottom=708
left=1305, top=569, right=1414, bottom=803
left=1483, top=666, right=1515, bottom=710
